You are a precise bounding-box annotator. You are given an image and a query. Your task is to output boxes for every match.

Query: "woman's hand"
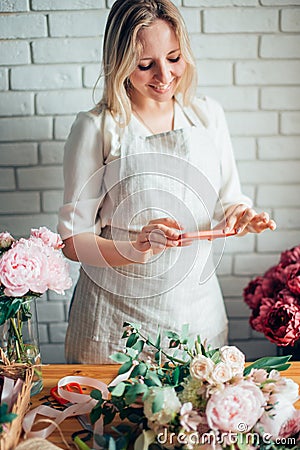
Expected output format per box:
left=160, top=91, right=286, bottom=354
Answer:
left=133, top=217, right=183, bottom=255
left=222, top=204, right=276, bottom=236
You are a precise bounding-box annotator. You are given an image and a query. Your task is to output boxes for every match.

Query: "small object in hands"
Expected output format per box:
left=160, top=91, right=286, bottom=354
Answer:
left=179, top=229, right=236, bottom=243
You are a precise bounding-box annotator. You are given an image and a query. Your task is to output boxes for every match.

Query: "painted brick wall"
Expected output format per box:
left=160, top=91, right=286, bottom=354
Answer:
left=0, top=0, right=299, bottom=363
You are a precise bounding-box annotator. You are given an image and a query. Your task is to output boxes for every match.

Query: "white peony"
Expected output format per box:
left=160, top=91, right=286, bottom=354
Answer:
left=143, top=386, right=181, bottom=425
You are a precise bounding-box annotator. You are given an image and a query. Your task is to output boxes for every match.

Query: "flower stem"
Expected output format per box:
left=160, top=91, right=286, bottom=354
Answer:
left=9, top=315, right=25, bottom=362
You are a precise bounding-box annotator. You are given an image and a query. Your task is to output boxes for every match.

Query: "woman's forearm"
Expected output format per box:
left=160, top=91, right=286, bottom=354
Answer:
left=62, top=233, right=149, bottom=267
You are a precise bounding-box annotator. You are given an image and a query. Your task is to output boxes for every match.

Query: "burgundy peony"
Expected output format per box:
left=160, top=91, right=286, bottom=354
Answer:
left=286, top=263, right=300, bottom=295
left=262, top=290, right=300, bottom=346
left=280, top=245, right=300, bottom=268
left=244, top=244, right=300, bottom=347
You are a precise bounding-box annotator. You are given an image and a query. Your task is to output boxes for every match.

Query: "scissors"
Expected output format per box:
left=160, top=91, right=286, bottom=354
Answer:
left=50, top=382, right=93, bottom=440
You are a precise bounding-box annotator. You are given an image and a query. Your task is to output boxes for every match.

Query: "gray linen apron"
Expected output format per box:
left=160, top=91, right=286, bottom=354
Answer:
left=65, top=106, right=228, bottom=364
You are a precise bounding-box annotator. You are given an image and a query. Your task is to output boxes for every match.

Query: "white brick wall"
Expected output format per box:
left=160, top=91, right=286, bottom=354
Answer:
left=0, top=0, right=299, bottom=363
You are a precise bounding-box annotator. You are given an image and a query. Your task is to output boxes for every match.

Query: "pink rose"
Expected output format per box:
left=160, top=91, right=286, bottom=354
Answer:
left=262, top=290, right=300, bottom=346
left=280, top=245, right=300, bottom=268
left=0, top=239, right=49, bottom=296
left=0, top=231, right=14, bottom=250
left=30, top=227, right=64, bottom=250
left=206, top=381, right=265, bottom=433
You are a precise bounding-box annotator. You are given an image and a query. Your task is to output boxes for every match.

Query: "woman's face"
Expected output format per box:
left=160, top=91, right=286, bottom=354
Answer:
left=129, top=19, right=187, bottom=106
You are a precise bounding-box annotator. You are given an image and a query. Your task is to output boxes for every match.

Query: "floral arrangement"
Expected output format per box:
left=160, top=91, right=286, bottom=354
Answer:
left=243, top=245, right=300, bottom=347
left=90, top=323, right=300, bottom=450
left=0, top=227, right=72, bottom=364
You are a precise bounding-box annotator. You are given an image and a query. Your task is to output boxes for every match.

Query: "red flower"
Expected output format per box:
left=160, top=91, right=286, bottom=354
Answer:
left=243, top=277, right=264, bottom=310
left=250, top=297, right=275, bottom=333
left=286, top=263, right=300, bottom=295
left=262, top=290, right=300, bottom=346
left=280, top=245, right=300, bottom=268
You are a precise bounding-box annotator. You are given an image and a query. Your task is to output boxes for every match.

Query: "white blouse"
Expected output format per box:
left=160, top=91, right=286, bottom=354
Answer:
left=58, top=96, right=252, bottom=240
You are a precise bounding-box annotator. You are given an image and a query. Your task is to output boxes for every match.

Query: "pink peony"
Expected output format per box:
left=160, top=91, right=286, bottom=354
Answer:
left=262, top=290, right=300, bottom=346
left=256, top=393, right=298, bottom=439
left=279, top=409, right=300, bottom=439
left=30, top=226, right=64, bottom=250
left=0, top=238, right=49, bottom=296
left=206, top=381, right=265, bottom=433
left=46, top=247, right=72, bottom=294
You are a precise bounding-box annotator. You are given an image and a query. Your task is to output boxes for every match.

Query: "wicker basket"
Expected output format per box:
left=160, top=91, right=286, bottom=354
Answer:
left=0, top=351, right=34, bottom=450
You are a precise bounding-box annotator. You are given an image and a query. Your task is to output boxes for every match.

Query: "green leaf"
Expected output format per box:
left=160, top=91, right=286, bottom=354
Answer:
left=151, top=390, right=164, bottom=414
left=131, top=362, right=148, bottom=378
left=90, top=389, right=103, bottom=401
left=172, top=366, right=180, bottom=386
left=165, top=331, right=180, bottom=340
left=118, top=359, right=133, bottom=375
left=124, top=383, right=148, bottom=405
left=244, top=355, right=291, bottom=376
left=126, top=333, right=139, bottom=348
left=180, top=323, right=189, bottom=341
left=132, top=339, right=144, bottom=354
left=90, top=404, right=103, bottom=424
left=155, top=329, right=161, bottom=348
left=145, top=371, right=162, bottom=387
left=110, top=352, right=131, bottom=364
left=111, top=382, right=127, bottom=397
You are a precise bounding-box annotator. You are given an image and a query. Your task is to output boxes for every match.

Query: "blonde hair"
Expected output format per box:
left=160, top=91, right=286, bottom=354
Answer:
left=98, top=0, right=197, bottom=126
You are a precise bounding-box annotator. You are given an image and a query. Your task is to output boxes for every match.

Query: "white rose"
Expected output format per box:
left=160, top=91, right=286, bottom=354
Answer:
left=190, top=355, right=215, bottom=382
left=220, top=346, right=245, bottom=376
left=212, top=361, right=233, bottom=384
left=143, top=386, right=181, bottom=425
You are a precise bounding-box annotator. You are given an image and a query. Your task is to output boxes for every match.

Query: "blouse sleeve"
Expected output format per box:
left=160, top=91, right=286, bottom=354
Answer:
left=206, top=97, right=253, bottom=222
left=57, top=112, right=106, bottom=240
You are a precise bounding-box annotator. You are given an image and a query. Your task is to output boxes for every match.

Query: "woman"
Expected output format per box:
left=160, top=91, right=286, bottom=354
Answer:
left=58, top=0, right=276, bottom=363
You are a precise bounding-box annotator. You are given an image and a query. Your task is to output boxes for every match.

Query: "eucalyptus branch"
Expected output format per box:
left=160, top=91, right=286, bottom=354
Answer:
left=133, top=329, right=188, bottom=365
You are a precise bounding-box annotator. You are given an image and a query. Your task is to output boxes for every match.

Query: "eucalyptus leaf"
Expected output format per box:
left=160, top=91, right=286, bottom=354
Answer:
left=118, top=359, right=133, bottom=375
left=111, top=382, right=127, bottom=397
left=151, top=390, right=164, bottom=414
left=145, top=371, right=162, bottom=387
left=110, top=352, right=131, bottom=364
left=90, top=389, right=103, bottom=401
left=126, top=333, right=139, bottom=348
left=124, top=383, right=148, bottom=405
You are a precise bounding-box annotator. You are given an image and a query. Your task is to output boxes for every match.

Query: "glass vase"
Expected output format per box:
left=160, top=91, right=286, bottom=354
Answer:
left=0, top=298, right=43, bottom=396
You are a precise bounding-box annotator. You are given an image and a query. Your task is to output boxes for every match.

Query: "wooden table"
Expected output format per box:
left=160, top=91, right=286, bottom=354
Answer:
left=27, top=363, right=300, bottom=449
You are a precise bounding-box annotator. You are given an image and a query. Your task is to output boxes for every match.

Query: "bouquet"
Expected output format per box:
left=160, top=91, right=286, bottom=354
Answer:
left=243, top=245, right=300, bottom=347
left=0, top=227, right=72, bottom=364
left=89, top=323, right=300, bottom=450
